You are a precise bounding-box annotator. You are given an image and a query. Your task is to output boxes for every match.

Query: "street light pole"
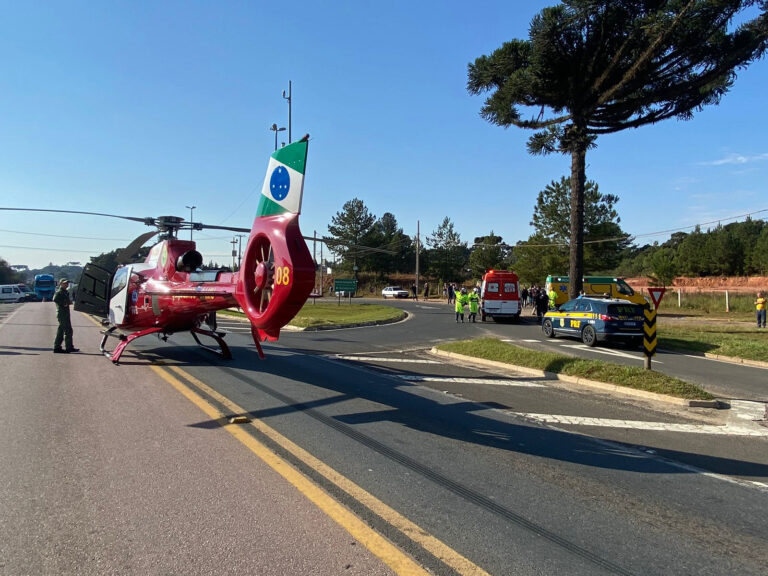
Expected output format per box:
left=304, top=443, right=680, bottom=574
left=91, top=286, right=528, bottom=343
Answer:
left=270, top=123, right=286, bottom=151
left=282, top=80, right=292, bottom=144
left=185, top=205, right=196, bottom=240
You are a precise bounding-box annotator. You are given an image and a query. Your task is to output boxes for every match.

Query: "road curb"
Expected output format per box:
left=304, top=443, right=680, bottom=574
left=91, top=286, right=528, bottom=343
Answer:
left=701, top=352, right=768, bottom=369
left=219, top=309, right=408, bottom=332
left=298, top=311, right=409, bottom=332
left=429, top=348, right=719, bottom=408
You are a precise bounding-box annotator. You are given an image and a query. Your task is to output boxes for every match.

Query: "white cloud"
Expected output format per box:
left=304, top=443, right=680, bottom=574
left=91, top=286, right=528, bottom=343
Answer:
left=700, top=152, right=768, bottom=166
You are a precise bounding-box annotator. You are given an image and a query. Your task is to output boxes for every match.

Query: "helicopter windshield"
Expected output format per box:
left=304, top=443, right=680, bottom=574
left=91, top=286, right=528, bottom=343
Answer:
left=110, top=267, right=130, bottom=299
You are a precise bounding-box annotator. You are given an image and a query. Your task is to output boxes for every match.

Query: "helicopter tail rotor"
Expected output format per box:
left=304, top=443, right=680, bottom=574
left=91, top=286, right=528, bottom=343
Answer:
left=235, top=137, right=314, bottom=342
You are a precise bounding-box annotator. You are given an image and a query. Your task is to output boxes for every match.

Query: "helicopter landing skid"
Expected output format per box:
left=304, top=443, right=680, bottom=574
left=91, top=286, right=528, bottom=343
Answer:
left=190, top=327, right=232, bottom=360
left=100, top=326, right=165, bottom=364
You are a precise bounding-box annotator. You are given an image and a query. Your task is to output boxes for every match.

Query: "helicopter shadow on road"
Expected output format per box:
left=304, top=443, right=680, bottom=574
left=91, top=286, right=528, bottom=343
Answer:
left=0, top=345, right=46, bottom=356
left=166, top=341, right=768, bottom=479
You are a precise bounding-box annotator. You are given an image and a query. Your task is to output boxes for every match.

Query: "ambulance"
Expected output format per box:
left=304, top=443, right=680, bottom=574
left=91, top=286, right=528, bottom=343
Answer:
left=480, top=270, right=521, bottom=322
left=545, top=275, right=647, bottom=307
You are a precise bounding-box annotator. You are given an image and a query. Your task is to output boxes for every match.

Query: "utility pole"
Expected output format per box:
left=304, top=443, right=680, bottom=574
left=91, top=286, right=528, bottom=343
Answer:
left=313, top=230, right=318, bottom=293
left=230, top=237, right=238, bottom=271
left=282, top=80, right=292, bottom=144
left=236, top=234, right=247, bottom=271
left=415, top=220, right=420, bottom=296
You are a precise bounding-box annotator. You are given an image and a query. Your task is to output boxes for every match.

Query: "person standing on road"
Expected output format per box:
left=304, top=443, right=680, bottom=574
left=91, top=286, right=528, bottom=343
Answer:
left=411, top=283, right=418, bottom=301
left=455, top=288, right=469, bottom=323
left=548, top=286, right=557, bottom=310
left=423, top=282, right=429, bottom=300
left=756, top=291, right=767, bottom=328
left=536, top=289, right=549, bottom=321
left=53, top=279, right=79, bottom=353
left=468, top=288, right=480, bottom=322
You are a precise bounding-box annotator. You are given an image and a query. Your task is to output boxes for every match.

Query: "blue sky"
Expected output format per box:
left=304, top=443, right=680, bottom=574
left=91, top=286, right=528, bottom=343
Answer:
left=1, top=1, right=766, bottom=270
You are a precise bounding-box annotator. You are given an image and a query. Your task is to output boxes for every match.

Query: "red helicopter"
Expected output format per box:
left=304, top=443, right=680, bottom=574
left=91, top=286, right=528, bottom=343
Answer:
left=3, top=135, right=316, bottom=363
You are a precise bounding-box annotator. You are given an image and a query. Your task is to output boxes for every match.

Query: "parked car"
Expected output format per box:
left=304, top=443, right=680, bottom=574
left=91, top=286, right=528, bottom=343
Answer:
left=381, top=286, right=409, bottom=299
left=17, top=284, right=39, bottom=302
left=541, top=297, right=645, bottom=347
left=0, top=284, right=24, bottom=303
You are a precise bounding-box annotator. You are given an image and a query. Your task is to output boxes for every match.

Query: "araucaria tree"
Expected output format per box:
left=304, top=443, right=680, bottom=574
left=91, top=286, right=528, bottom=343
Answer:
left=327, top=198, right=376, bottom=274
left=468, top=1, right=767, bottom=299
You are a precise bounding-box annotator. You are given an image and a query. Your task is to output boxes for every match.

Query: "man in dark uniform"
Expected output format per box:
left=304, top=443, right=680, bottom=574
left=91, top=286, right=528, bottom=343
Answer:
left=53, top=279, right=79, bottom=353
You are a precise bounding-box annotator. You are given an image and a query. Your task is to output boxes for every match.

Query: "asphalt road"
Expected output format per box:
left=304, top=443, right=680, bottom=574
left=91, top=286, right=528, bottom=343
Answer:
left=303, top=297, right=768, bottom=402
left=2, top=300, right=767, bottom=575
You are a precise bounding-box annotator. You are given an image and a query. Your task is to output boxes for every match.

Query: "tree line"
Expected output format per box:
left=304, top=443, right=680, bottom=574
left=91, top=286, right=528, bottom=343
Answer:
left=323, top=188, right=768, bottom=288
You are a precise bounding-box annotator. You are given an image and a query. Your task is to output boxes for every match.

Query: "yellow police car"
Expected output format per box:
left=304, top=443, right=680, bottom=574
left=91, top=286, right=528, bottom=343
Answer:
left=541, top=297, right=645, bottom=348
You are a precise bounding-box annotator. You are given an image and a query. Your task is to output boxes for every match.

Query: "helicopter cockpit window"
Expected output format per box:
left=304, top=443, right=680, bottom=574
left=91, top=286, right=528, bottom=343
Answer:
left=110, top=267, right=129, bottom=300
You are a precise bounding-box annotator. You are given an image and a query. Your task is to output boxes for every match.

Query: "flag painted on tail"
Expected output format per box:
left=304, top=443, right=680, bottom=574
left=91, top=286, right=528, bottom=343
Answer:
left=256, top=139, right=308, bottom=217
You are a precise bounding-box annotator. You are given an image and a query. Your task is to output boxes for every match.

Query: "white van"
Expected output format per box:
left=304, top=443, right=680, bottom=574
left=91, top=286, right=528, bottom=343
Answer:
left=0, top=284, right=23, bottom=303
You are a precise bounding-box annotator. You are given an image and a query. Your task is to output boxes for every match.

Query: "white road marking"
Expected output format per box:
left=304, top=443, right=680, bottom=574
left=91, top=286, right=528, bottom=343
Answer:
left=336, top=356, right=440, bottom=364
left=516, top=413, right=768, bottom=436
left=557, top=343, right=656, bottom=362
left=503, top=338, right=654, bottom=362
left=397, top=375, right=546, bottom=387
left=729, top=400, right=767, bottom=422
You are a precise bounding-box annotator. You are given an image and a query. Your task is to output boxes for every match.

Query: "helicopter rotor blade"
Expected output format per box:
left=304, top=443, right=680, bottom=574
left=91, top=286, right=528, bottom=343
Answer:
left=116, top=230, right=159, bottom=264
left=193, top=222, right=251, bottom=233
left=0, top=207, right=154, bottom=225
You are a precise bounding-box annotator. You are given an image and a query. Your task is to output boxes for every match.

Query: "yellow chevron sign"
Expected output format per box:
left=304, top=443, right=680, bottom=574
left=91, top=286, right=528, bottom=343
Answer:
left=643, top=307, right=657, bottom=357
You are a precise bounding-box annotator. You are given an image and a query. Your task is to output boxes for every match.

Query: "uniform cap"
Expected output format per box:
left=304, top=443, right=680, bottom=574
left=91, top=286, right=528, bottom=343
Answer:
left=59, top=279, right=69, bottom=285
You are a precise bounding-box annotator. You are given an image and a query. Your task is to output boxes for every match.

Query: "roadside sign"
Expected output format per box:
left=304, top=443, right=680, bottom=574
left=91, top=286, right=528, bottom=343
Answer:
left=643, top=306, right=658, bottom=369
left=333, top=278, right=358, bottom=293
left=648, top=287, right=666, bottom=310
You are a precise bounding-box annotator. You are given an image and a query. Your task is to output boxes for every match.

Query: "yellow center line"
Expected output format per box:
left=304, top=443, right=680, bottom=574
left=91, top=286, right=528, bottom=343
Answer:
left=162, top=364, right=491, bottom=576
left=150, top=365, right=426, bottom=576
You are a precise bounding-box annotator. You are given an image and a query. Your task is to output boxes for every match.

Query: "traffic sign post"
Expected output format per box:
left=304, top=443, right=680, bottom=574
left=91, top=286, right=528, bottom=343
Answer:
left=333, top=278, right=358, bottom=304
left=643, top=305, right=657, bottom=370
left=648, top=287, right=666, bottom=310
left=643, top=287, right=666, bottom=370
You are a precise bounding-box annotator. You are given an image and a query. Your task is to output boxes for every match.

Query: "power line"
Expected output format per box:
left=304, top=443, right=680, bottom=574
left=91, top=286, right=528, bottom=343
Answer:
left=0, top=228, right=129, bottom=241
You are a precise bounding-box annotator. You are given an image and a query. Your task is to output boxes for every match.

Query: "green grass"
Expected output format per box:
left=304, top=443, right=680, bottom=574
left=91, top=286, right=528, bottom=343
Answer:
left=221, top=302, right=405, bottom=328
left=436, top=338, right=714, bottom=400
left=658, top=320, right=768, bottom=361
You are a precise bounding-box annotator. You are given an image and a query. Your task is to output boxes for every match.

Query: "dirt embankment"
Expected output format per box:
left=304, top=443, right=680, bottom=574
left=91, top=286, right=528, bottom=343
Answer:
left=625, top=277, right=768, bottom=293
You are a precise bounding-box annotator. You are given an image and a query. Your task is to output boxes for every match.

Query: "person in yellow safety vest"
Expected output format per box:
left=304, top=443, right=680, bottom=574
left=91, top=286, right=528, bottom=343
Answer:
left=468, top=288, right=480, bottom=323
left=548, top=287, right=557, bottom=310
left=756, top=291, right=767, bottom=328
left=455, top=288, right=469, bottom=323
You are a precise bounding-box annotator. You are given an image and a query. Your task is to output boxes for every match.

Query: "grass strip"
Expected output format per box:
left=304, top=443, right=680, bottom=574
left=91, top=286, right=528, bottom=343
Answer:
left=436, top=338, right=714, bottom=400
left=220, top=302, right=405, bottom=329
left=658, top=323, right=768, bottom=362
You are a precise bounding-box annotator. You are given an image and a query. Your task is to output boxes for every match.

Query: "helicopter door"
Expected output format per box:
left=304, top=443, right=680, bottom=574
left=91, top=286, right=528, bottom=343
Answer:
left=74, top=263, right=112, bottom=316
left=108, top=265, right=132, bottom=325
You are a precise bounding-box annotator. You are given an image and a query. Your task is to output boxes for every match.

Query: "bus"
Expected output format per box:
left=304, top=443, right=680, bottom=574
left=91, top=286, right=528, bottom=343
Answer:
left=33, top=274, right=56, bottom=301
